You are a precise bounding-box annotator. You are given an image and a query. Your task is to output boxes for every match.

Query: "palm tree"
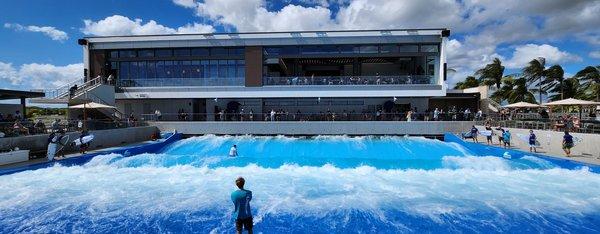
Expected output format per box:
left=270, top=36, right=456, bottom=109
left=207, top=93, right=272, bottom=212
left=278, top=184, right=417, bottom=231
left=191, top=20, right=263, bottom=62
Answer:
left=475, top=58, right=505, bottom=89
left=541, top=64, right=565, bottom=99
left=454, top=76, right=480, bottom=89
left=491, top=76, right=515, bottom=102
left=548, top=78, right=583, bottom=101
left=522, top=57, right=545, bottom=103
left=573, top=65, right=600, bottom=101
left=508, top=77, right=537, bottom=103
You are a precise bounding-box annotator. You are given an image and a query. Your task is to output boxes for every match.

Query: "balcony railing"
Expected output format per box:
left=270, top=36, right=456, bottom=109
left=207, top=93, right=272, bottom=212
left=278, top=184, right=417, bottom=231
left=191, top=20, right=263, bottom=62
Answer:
left=118, top=77, right=245, bottom=87
left=263, top=75, right=436, bottom=86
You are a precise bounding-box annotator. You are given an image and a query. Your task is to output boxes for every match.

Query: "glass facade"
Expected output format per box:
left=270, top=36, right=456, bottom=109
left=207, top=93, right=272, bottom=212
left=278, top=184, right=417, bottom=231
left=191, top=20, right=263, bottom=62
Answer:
left=264, top=44, right=438, bottom=56
left=117, top=59, right=244, bottom=81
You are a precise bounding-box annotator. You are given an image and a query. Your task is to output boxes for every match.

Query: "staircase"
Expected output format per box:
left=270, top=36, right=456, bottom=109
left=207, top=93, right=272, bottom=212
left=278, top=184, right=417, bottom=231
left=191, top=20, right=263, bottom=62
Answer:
left=31, top=76, right=121, bottom=120
left=484, top=98, right=502, bottom=113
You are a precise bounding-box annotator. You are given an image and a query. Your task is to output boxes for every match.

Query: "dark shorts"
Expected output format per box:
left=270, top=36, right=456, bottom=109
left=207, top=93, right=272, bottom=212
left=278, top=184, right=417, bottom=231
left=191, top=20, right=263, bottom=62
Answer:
left=236, top=217, right=253, bottom=231
left=563, top=142, right=574, bottom=149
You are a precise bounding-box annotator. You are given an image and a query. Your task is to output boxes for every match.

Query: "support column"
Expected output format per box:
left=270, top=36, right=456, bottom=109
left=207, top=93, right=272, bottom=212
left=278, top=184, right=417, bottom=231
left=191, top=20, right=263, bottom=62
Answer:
left=20, top=97, right=26, bottom=118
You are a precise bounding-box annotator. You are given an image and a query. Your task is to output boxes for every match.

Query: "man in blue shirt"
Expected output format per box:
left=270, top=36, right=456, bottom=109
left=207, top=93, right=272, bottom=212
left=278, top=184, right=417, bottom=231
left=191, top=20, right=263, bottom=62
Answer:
left=231, top=177, right=253, bottom=234
left=562, top=131, right=574, bottom=157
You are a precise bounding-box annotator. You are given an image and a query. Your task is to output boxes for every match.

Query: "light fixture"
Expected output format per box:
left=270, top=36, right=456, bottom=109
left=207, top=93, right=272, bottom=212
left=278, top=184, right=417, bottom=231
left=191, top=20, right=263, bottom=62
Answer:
left=317, top=97, right=321, bottom=102
left=214, top=98, right=218, bottom=102
left=393, top=97, right=397, bottom=102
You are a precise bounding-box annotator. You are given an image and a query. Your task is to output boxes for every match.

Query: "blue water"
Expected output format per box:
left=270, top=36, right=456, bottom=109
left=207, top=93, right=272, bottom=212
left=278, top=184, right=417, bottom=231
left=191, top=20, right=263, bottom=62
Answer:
left=1, top=135, right=599, bottom=233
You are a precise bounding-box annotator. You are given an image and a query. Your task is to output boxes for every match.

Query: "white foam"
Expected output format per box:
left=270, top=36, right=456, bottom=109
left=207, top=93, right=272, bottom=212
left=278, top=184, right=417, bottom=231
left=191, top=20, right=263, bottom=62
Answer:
left=442, top=156, right=513, bottom=171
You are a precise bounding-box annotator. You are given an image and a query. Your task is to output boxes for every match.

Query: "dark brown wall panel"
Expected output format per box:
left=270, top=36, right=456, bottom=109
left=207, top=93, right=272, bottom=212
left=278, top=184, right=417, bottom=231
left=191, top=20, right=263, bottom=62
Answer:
left=245, top=46, right=263, bottom=87
left=89, top=50, right=106, bottom=80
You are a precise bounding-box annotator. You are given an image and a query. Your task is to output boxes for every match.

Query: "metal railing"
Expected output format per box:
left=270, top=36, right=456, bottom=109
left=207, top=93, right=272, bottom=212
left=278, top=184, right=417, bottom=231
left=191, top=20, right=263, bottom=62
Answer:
left=140, top=111, right=475, bottom=122
left=0, top=119, right=146, bottom=138
left=40, top=78, right=85, bottom=99
left=118, top=77, right=245, bottom=87
left=263, top=75, right=436, bottom=86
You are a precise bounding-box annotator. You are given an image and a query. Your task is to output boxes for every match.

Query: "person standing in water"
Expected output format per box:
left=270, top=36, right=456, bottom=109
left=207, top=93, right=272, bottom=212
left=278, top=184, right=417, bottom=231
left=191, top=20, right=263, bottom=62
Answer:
left=562, top=131, right=574, bottom=157
left=528, top=129, right=537, bottom=153
left=231, top=177, right=253, bottom=234
left=229, top=144, right=238, bottom=157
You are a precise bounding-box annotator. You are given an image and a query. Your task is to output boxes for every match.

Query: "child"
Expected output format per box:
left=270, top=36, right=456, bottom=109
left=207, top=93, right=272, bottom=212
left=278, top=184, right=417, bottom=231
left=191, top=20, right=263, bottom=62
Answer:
left=528, top=129, right=537, bottom=153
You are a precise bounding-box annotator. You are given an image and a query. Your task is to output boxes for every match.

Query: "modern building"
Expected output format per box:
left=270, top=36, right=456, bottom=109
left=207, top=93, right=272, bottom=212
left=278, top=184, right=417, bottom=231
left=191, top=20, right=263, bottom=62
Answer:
left=51, top=29, right=456, bottom=120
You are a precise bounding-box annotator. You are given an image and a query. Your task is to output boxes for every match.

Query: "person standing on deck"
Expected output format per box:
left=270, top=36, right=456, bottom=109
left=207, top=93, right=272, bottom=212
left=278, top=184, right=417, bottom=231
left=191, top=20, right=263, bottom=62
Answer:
left=470, top=125, right=479, bottom=143
left=528, top=129, right=537, bottom=153
left=485, top=122, right=493, bottom=145
left=231, top=177, right=253, bottom=234
left=562, top=131, right=574, bottom=157
left=503, top=130, right=511, bottom=149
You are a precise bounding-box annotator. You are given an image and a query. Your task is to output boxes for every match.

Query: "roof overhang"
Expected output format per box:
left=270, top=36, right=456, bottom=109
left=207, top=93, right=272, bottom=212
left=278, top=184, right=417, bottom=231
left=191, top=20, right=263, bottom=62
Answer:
left=0, top=89, right=45, bottom=100
left=83, top=29, right=448, bottom=50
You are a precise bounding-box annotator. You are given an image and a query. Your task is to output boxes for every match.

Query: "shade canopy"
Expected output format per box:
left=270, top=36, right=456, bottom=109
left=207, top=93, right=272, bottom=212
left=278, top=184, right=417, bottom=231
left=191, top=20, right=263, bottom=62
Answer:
left=543, top=98, right=600, bottom=106
left=69, top=102, right=116, bottom=109
left=502, top=101, right=541, bottom=108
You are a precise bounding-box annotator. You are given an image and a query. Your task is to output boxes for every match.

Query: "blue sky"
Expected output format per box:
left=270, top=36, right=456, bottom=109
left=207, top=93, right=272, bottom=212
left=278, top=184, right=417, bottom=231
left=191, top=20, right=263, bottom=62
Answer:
left=0, top=0, right=599, bottom=93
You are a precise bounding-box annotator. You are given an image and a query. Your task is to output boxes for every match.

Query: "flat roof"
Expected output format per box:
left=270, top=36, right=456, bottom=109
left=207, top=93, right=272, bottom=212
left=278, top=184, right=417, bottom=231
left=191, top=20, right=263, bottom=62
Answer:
left=0, top=89, right=45, bottom=100
left=84, top=28, right=449, bottom=49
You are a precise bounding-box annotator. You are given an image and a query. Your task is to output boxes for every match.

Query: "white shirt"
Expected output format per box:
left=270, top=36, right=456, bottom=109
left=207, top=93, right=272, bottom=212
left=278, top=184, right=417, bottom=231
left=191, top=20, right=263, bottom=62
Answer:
left=229, top=146, right=237, bottom=157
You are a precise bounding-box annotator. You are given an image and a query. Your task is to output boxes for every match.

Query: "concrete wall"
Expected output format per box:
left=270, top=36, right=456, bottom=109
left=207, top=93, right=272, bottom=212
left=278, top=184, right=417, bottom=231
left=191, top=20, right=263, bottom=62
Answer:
left=476, top=125, right=600, bottom=159
left=150, top=121, right=475, bottom=136
left=0, top=126, right=158, bottom=155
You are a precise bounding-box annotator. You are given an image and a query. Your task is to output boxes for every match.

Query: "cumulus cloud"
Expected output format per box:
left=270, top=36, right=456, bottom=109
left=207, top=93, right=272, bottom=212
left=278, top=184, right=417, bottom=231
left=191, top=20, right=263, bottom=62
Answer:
left=0, top=61, right=83, bottom=89
left=82, top=15, right=215, bottom=36
left=504, top=44, right=582, bottom=69
left=590, top=51, right=600, bottom=59
left=4, top=23, right=68, bottom=41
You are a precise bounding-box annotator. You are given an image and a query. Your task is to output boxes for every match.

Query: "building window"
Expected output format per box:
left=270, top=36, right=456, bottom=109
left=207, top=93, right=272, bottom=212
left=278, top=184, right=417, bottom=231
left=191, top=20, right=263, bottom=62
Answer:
left=339, top=45, right=358, bottom=54
left=174, top=49, right=191, bottom=57
left=156, top=49, right=173, bottom=57
left=164, top=61, right=174, bottom=78
left=264, top=47, right=281, bottom=56
left=379, top=45, right=398, bottom=53
left=119, top=62, right=130, bottom=79
left=138, top=61, right=147, bottom=79
left=156, top=61, right=165, bottom=78
left=398, top=45, right=419, bottom=52
left=218, top=60, right=228, bottom=78
left=138, top=50, right=154, bottom=58
left=202, top=60, right=210, bottom=78
left=281, top=46, right=299, bottom=55
left=237, top=60, right=245, bottom=78
left=192, top=48, right=209, bottom=56
left=209, top=60, right=218, bottom=77
left=119, top=50, right=136, bottom=58
left=359, top=45, right=378, bottom=53
left=110, top=51, right=119, bottom=58
left=229, top=48, right=244, bottom=55
left=301, top=45, right=321, bottom=54
left=191, top=60, right=201, bottom=78
left=420, top=45, right=439, bottom=53
left=211, top=48, right=227, bottom=56
left=129, top=62, right=139, bottom=79
left=147, top=61, right=156, bottom=79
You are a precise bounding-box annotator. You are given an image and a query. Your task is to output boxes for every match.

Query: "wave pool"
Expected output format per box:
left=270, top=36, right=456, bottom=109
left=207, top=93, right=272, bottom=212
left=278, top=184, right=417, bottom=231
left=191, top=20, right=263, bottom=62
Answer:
left=1, top=135, right=599, bottom=233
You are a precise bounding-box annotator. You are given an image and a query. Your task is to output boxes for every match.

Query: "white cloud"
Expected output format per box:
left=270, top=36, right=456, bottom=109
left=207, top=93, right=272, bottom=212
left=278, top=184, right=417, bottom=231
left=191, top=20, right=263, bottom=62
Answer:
left=172, top=0, right=197, bottom=8
left=590, top=51, right=600, bottom=59
left=82, top=15, right=215, bottom=36
left=0, top=61, right=83, bottom=89
left=4, top=23, right=68, bottom=41
left=504, top=44, right=582, bottom=69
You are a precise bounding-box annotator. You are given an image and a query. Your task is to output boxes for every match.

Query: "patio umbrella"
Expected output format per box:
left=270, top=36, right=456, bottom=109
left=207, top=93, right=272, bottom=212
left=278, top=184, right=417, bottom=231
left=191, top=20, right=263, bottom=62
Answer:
left=69, top=102, right=116, bottom=109
left=543, top=98, right=600, bottom=119
left=502, top=101, right=541, bottom=108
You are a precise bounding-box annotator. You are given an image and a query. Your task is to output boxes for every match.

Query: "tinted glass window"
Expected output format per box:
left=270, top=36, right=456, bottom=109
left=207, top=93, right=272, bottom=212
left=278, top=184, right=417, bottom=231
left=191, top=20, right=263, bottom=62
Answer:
left=147, top=61, right=156, bottom=79
left=119, top=50, right=136, bottom=58
left=301, top=46, right=320, bottom=54
left=138, top=50, right=154, bottom=58
left=264, top=47, right=281, bottom=56
left=379, top=45, right=398, bottom=53
left=420, top=45, right=439, bottom=52
left=174, top=49, right=191, bottom=56
left=211, top=48, right=227, bottom=56
left=281, top=46, right=299, bottom=55
left=339, top=45, right=358, bottom=54
left=359, top=45, right=378, bottom=53
left=229, top=48, right=244, bottom=55
left=156, top=49, right=173, bottom=57
left=110, top=51, right=119, bottom=58
left=398, top=45, right=418, bottom=52
left=192, top=48, right=209, bottom=56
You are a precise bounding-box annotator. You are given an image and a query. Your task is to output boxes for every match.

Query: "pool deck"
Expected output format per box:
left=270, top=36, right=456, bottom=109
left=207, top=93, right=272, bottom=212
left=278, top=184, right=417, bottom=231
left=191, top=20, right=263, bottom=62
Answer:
left=0, top=140, right=157, bottom=170
left=470, top=135, right=600, bottom=166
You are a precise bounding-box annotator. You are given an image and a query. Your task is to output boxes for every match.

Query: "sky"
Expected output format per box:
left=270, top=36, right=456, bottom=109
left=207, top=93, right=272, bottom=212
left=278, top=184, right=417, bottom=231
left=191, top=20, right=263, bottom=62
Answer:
left=0, top=0, right=599, bottom=93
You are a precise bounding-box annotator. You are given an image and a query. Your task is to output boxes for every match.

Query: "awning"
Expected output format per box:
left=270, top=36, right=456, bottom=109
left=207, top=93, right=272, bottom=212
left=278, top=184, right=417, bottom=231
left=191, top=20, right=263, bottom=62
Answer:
left=69, top=102, right=116, bottom=109
left=543, top=98, right=600, bottom=106
left=502, top=101, right=541, bottom=108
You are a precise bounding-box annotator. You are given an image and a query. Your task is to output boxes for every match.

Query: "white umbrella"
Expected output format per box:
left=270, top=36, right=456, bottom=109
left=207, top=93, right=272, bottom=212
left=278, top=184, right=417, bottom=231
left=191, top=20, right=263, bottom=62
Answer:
left=502, top=101, right=541, bottom=108
left=69, top=102, right=116, bottom=109
left=543, top=98, right=600, bottom=106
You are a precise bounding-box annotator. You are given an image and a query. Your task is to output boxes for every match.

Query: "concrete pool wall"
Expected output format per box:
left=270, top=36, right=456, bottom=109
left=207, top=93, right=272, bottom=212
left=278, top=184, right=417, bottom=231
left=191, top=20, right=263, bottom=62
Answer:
left=149, top=121, right=476, bottom=136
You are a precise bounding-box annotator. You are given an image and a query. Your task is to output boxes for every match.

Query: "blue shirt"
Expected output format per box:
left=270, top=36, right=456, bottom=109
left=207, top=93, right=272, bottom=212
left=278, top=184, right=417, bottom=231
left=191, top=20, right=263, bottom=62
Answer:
left=231, top=189, right=252, bottom=219
left=529, top=134, right=536, bottom=144
left=564, top=134, right=573, bottom=144
left=503, top=132, right=511, bottom=141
